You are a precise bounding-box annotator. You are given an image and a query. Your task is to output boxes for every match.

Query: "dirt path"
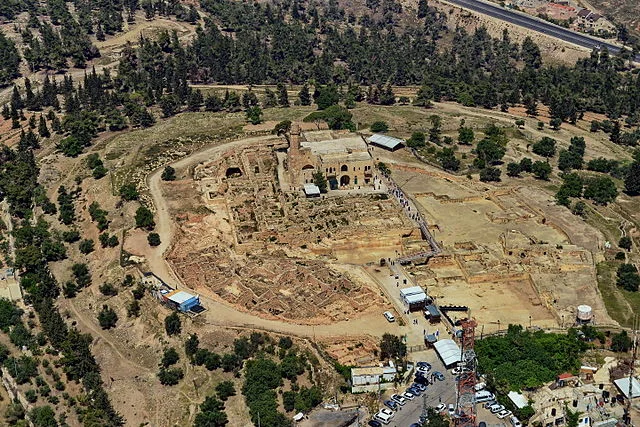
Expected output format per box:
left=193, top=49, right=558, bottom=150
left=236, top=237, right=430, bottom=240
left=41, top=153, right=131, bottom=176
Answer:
left=144, top=135, right=414, bottom=342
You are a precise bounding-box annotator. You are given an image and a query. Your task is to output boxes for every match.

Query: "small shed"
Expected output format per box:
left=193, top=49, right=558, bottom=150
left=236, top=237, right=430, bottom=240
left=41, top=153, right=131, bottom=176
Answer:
left=367, top=134, right=405, bottom=151
left=424, top=304, right=441, bottom=323
left=433, top=339, right=461, bottom=368
left=164, top=290, right=201, bottom=313
left=303, top=183, right=321, bottom=197
left=400, top=286, right=429, bottom=311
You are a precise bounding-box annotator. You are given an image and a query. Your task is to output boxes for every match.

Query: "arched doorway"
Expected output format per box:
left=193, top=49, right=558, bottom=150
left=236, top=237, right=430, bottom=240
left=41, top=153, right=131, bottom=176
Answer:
left=302, top=165, right=314, bottom=171
left=341, top=164, right=348, bottom=172
left=340, top=175, right=350, bottom=186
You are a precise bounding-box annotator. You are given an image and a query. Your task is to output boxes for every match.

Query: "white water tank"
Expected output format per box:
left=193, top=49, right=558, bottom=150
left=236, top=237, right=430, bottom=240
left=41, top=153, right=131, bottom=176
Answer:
left=576, top=305, right=593, bottom=322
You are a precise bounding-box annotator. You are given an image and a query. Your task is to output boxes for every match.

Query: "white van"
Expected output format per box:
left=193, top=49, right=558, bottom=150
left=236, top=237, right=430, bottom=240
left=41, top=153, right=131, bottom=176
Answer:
left=475, top=390, right=495, bottom=403
left=474, top=382, right=486, bottom=391
left=374, top=411, right=393, bottom=425
left=383, top=311, right=396, bottom=322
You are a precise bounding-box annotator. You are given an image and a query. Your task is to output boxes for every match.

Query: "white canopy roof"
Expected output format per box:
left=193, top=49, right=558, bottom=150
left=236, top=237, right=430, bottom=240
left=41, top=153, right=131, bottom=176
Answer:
left=433, top=339, right=461, bottom=367
left=368, top=134, right=404, bottom=150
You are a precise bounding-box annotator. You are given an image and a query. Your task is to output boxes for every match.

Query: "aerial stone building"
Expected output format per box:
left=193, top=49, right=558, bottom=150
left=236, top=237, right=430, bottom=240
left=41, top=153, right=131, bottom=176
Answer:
left=287, top=124, right=375, bottom=190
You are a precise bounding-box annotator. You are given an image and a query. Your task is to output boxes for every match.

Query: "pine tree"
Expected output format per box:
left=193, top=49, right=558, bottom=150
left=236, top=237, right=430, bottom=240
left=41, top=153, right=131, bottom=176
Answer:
left=298, top=83, right=311, bottom=106
left=277, top=83, right=289, bottom=107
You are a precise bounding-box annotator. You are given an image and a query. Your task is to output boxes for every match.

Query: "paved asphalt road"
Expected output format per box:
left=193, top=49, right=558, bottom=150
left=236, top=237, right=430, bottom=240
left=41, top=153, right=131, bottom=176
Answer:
left=442, top=0, right=640, bottom=63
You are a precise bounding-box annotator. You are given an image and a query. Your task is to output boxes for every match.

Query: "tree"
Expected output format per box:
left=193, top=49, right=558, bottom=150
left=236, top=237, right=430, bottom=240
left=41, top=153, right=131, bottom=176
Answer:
left=194, top=396, right=228, bottom=427
left=407, top=132, right=426, bottom=148
left=379, top=333, right=406, bottom=360
left=314, top=85, right=339, bottom=110
left=162, top=165, right=176, bottom=181
left=519, top=158, right=533, bottom=173
left=480, top=167, right=501, bottom=182
left=185, top=333, right=199, bottom=358
left=560, top=173, right=583, bottom=198
left=216, top=380, right=236, bottom=401
left=429, top=115, right=442, bottom=144
left=277, top=83, right=289, bottom=107
left=38, top=115, right=50, bottom=138
left=119, top=183, right=138, bottom=201
left=97, top=305, right=118, bottom=329
left=161, top=347, right=180, bottom=367
left=135, top=206, right=155, bottom=229
left=79, top=239, right=94, bottom=254
left=127, top=300, right=140, bottom=317
left=532, top=137, right=556, bottom=158
left=558, top=150, right=582, bottom=172
left=611, top=331, right=632, bottom=352
left=619, top=236, right=632, bottom=251
left=298, top=83, right=311, bottom=106
left=158, top=367, right=184, bottom=385
left=616, top=264, right=640, bottom=292
left=550, top=117, right=562, bottom=130
left=532, top=161, right=551, bottom=180
left=165, top=312, right=181, bottom=336
left=273, top=120, right=292, bottom=135
left=515, top=119, right=525, bottom=128
left=572, top=201, right=586, bottom=216
left=506, top=162, right=521, bottom=177
left=313, top=170, right=328, bottom=193
left=583, top=177, right=618, bottom=205
left=246, top=106, right=263, bottom=125
left=304, top=105, right=354, bottom=130
left=370, top=121, right=389, bottom=132
left=30, top=406, right=58, bottom=427
left=458, top=127, right=474, bottom=145
left=476, top=139, right=506, bottom=165
left=624, top=161, right=640, bottom=195
left=437, top=148, right=460, bottom=171
left=148, top=233, right=161, bottom=247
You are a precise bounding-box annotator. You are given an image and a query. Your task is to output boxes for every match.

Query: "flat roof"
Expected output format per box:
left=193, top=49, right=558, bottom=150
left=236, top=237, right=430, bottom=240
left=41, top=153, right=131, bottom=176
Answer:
left=433, top=339, right=461, bottom=367
left=303, top=183, right=321, bottom=195
left=425, top=304, right=440, bottom=316
left=167, top=290, right=198, bottom=304
left=614, top=377, right=640, bottom=399
left=405, top=293, right=428, bottom=304
left=400, top=286, right=424, bottom=296
left=508, top=391, right=528, bottom=409
left=368, top=134, right=404, bottom=150
left=301, top=136, right=368, bottom=155
left=351, top=366, right=383, bottom=377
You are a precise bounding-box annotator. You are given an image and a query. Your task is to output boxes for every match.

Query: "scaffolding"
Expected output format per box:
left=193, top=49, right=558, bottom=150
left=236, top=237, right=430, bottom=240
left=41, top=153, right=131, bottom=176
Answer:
left=455, top=319, right=478, bottom=427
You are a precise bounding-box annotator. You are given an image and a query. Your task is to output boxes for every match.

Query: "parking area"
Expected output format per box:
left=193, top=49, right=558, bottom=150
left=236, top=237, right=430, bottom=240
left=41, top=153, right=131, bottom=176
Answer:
left=371, top=350, right=457, bottom=426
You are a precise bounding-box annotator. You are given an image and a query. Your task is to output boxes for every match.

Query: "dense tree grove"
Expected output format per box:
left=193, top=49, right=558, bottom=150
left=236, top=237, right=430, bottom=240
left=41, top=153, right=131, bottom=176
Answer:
left=2, top=0, right=640, bottom=161
left=476, top=325, right=586, bottom=391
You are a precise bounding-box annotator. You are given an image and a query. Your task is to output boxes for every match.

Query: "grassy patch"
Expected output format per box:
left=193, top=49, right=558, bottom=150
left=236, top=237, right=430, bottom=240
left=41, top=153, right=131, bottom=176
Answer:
left=596, top=261, right=635, bottom=327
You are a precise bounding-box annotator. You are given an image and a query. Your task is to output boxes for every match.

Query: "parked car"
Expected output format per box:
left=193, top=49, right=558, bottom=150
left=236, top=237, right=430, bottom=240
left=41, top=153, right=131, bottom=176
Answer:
left=433, top=371, right=445, bottom=381
left=510, top=416, right=522, bottom=427
left=475, top=391, right=495, bottom=403
left=497, top=410, right=513, bottom=419
left=479, top=422, right=487, bottom=427
left=484, top=401, right=497, bottom=409
left=436, top=403, right=447, bottom=412
left=391, top=394, right=407, bottom=405
left=414, top=374, right=429, bottom=385
left=490, top=405, right=505, bottom=414
left=368, top=420, right=382, bottom=427
left=384, top=400, right=398, bottom=411
left=383, top=311, right=395, bottom=322
left=379, top=408, right=394, bottom=417
left=412, top=383, right=427, bottom=392
left=474, top=382, right=486, bottom=391
left=403, top=391, right=416, bottom=400
left=408, top=386, right=422, bottom=396
left=416, top=361, right=432, bottom=369
left=448, top=404, right=455, bottom=416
